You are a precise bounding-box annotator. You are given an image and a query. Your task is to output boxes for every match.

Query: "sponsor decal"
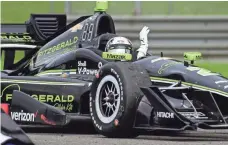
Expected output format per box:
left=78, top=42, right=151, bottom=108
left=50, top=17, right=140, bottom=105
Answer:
left=1, top=103, right=9, bottom=114
left=32, top=94, right=74, bottom=103
left=78, top=68, right=98, bottom=75
left=151, top=57, right=172, bottom=63
left=98, top=62, right=103, bottom=68
left=5, top=93, right=74, bottom=112
left=77, top=60, right=99, bottom=75
left=5, top=94, right=74, bottom=102
left=102, top=52, right=132, bottom=61
left=54, top=103, right=73, bottom=112
left=179, top=112, right=208, bottom=119
left=215, top=80, right=228, bottom=84
left=78, top=61, right=86, bottom=67
left=158, top=62, right=180, bottom=74
left=107, top=54, right=126, bottom=60
left=70, top=24, right=83, bottom=32
left=2, top=85, right=75, bottom=112
left=156, top=111, right=174, bottom=119
left=1, top=84, right=20, bottom=100
left=186, top=66, right=219, bottom=76
left=11, top=110, right=36, bottom=122
left=37, top=36, right=78, bottom=57
left=215, top=80, right=228, bottom=90
left=1, top=35, right=32, bottom=40
left=111, top=68, right=124, bottom=100
left=1, top=33, right=33, bottom=42
left=90, top=93, right=102, bottom=130
left=90, top=106, right=102, bottom=130
left=41, top=114, right=56, bottom=125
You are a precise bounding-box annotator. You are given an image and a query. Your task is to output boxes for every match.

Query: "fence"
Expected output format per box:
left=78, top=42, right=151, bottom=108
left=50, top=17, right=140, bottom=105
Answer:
left=62, top=1, right=228, bottom=16
left=68, top=15, right=228, bottom=61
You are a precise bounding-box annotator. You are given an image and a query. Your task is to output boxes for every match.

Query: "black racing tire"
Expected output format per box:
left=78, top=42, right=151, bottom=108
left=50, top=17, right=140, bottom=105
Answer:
left=90, top=62, right=151, bottom=138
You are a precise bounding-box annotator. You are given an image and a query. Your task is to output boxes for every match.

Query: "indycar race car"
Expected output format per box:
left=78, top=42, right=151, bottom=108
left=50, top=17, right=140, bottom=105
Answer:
left=1, top=1, right=228, bottom=138
left=1, top=109, right=34, bottom=145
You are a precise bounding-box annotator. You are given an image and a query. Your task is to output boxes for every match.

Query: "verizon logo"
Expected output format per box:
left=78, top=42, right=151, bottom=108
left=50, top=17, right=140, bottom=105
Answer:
left=11, top=110, right=35, bottom=122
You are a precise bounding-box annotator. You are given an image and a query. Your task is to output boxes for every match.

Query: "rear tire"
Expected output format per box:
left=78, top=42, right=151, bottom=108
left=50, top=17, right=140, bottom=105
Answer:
left=90, top=62, right=151, bottom=138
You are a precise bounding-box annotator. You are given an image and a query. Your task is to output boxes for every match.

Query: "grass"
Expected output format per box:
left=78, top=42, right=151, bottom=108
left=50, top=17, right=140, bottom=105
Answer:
left=2, top=1, right=228, bottom=23
left=196, top=62, right=228, bottom=78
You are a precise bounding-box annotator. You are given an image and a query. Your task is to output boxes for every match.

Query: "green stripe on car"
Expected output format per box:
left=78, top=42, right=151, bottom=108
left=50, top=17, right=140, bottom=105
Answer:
left=150, top=77, right=228, bottom=97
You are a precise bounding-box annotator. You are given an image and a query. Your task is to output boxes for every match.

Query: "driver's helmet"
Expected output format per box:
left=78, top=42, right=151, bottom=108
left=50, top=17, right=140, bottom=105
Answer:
left=105, top=37, right=133, bottom=54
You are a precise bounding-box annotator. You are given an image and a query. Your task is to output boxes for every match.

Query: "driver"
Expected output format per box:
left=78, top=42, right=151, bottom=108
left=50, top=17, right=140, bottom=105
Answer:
left=105, top=26, right=150, bottom=60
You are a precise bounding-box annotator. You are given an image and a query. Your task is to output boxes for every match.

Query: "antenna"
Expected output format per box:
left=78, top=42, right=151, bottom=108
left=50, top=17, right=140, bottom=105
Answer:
left=94, top=1, right=108, bottom=12
left=160, top=52, right=163, bottom=57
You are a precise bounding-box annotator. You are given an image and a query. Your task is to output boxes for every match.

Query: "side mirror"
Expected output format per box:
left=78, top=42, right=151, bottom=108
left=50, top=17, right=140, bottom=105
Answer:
left=184, top=52, right=202, bottom=65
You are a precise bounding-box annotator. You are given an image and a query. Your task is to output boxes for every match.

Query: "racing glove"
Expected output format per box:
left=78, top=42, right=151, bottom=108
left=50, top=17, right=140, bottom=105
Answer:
left=136, top=26, right=150, bottom=60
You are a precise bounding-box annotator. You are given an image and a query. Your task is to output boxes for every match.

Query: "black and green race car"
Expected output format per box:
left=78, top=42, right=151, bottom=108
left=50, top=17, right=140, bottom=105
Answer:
left=1, top=1, right=228, bottom=138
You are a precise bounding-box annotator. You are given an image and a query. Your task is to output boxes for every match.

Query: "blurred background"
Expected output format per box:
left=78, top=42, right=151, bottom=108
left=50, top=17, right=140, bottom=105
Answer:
left=1, top=1, right=228, bottom=77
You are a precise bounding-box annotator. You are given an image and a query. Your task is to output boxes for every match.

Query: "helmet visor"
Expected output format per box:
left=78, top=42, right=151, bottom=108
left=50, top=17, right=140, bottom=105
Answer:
left=108, top=44, right=132, bottom=54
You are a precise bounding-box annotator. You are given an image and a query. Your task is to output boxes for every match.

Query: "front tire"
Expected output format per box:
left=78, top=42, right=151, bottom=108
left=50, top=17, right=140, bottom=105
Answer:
left=90, top=62, right=151, bottom=138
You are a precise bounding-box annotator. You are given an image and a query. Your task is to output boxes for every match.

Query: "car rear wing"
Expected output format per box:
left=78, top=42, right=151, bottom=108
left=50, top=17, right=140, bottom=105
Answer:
left=1, top=14, right=67, bottom=45
left=1, top=14, right=67, bottom=70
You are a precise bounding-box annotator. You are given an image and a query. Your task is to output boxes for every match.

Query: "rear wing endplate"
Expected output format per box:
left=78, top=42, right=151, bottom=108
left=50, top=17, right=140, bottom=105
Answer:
left=1, top=14, right=67, bottom=45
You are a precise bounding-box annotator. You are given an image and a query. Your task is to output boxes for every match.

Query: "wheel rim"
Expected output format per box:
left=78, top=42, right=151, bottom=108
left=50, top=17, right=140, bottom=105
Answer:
left=95, top=75, right=121, bottom=124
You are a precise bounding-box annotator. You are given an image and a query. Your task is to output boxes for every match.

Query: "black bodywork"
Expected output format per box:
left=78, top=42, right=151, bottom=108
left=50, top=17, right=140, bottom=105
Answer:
left=1, top=108, right=34, bottom=145
left=1, top=11, right=228, bottom=132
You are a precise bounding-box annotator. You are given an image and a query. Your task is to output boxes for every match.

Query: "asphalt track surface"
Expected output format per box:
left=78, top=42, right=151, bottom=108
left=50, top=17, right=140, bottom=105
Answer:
left=24, top=123, right=228, bottom=145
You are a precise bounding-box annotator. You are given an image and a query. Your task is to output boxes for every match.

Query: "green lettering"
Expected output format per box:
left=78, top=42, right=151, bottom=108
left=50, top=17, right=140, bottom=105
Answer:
left=39, top=95, right=46, bottom=102
left=74, top=37, right=78, bottom=43
left=31, top=94, right=38, bottom=100
left=65, top=40, right=71, bottom=47
left=46, top=48, right=51, bottom=53
left=47, top=95, right=53, bottom=102
left=24, top=36, right=32, bottom=39
left=68, top=95, right=74, bottom=102
left=56, top=44, right=61, bottom=51
left=44, top=49, right=49, bottom=55
left=9, top=36, right=16, bottom=39
left=52, top=46, right=56, bottom=52
left=6, top=94, right=12, bottom=101
left=54, top=95, right=61, bottom=102
left=1, top=35, right=8, bottom=39
left=69, top=39, right=73, bottom=45
left=40, top=51, right=44, bottom=56
left=102, top=52, right=132, bottom=61
left=61, top=96, right=67, bottom=102
left=47, top=47, right=53, bottom=54
left=61, top=42, right=65, bottom=49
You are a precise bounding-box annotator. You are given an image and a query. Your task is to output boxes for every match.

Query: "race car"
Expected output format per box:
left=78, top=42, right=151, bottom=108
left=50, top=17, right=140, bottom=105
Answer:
left=1, top=109, right=35, bottom=145
left=1, top=1, right=228, bottom=138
